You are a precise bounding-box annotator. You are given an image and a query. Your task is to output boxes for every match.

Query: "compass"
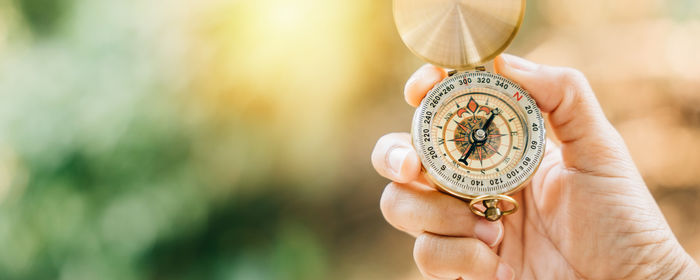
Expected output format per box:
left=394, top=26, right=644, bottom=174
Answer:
left=394, top=0, right=545, bottom=221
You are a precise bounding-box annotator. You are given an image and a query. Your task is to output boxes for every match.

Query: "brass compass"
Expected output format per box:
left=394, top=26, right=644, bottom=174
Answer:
left=394, top=0, right=545, bottom=221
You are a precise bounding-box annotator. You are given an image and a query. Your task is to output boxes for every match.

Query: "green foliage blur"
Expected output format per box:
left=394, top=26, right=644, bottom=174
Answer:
left=0, top=0, right=362, bottom=279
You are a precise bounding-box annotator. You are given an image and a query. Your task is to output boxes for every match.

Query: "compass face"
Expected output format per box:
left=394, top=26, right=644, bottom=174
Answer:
left=412, top=71, right=545, bottom=198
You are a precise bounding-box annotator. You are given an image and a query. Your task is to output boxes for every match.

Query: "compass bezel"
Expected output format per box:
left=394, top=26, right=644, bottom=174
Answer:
left=411, top=71, right=545, bottom=199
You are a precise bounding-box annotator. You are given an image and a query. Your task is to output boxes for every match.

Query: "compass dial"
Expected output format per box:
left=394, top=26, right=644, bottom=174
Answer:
left=412, top=71, right=545, bottom=198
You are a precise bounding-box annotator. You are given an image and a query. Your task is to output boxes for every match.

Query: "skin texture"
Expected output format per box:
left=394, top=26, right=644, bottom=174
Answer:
left=371, top=54, right=700, bottom=280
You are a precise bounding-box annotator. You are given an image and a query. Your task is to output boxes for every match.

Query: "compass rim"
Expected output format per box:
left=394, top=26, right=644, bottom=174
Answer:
left=411, top=71, right=545, bottom=198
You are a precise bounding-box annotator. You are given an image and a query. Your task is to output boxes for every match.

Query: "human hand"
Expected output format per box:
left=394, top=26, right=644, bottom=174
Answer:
left=371, top=54, right=700, bottom=279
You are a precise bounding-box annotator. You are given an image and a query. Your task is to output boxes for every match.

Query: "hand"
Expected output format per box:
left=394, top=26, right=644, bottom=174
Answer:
left=371, top=54, right=700, bottom=279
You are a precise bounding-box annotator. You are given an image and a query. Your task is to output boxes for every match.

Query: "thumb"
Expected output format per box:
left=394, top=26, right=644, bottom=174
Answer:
left=494, top=54, right=633, bottom=174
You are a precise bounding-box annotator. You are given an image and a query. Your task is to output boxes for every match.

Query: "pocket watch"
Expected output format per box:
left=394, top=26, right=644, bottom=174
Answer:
left=393, top=0, right=545, bottom=221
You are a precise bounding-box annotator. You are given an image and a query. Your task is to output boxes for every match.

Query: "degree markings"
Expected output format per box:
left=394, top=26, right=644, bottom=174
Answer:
left=414, top=71, right=545, bottom=196
left=436, top=91, right=523, bottom=176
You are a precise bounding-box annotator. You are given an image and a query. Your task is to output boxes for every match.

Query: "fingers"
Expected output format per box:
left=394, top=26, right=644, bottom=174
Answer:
left=374, top=134, right=504, bottom=246
left=414, top=233, right=515, bottom=280
left=404, top=64, right=447, bottom=107
left=494, top=54, right=633, bottom=172
left=494, top=54, right=607, bottom=142
left=371, top=133, right=421, bottom=183
left=380, top=182, right=504, bottom=246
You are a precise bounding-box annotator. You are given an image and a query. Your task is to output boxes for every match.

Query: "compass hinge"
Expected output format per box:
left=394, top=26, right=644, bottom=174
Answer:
left=448, top=67, right=485, bottom=76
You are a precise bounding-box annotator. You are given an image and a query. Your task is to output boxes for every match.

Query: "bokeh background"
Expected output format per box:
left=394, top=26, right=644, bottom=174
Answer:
left=0, top=0, right=699, bottom=279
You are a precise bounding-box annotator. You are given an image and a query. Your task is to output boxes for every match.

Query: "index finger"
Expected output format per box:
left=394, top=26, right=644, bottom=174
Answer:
left=404, top=64, right=447, bottom=107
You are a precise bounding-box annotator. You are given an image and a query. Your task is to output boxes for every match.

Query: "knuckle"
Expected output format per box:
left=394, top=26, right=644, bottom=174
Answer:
left=559, top=67, right=587, bottom=84
left=558, top=67, right=592, bottom=96
left=553, top=67, right=597, bottom=113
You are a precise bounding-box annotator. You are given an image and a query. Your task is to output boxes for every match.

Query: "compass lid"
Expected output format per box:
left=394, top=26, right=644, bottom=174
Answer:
left=393, top=0, right=525, bottom=70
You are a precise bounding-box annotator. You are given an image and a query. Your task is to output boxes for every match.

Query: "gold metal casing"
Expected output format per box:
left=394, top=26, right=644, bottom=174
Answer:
left=393, top=0, right=525, bottom=70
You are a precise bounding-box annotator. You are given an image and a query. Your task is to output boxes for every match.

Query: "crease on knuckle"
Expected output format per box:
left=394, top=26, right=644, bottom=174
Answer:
left=558, top=68, right=592, bottom=106
left=560, top=68, right=588, bottom=90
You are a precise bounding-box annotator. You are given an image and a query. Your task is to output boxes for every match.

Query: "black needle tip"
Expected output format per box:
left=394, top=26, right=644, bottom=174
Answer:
left=459, top=144, right=476, bottom=166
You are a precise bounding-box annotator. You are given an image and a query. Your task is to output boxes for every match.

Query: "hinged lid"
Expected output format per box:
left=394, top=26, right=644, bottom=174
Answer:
left=393, top=0, right=525, bottom=70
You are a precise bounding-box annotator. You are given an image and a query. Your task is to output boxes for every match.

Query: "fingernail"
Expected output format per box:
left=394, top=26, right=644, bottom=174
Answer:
left=474, top=219, right=503, bottom=247
left=496, top=262, right=515, bottom=280
left=387, top=146, right=410, bottom=177
left=501, top=54, right=538, bottom=72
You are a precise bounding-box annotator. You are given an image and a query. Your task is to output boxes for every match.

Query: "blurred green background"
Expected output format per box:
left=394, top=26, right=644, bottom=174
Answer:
left=0, top=0, right=699, bottom=279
